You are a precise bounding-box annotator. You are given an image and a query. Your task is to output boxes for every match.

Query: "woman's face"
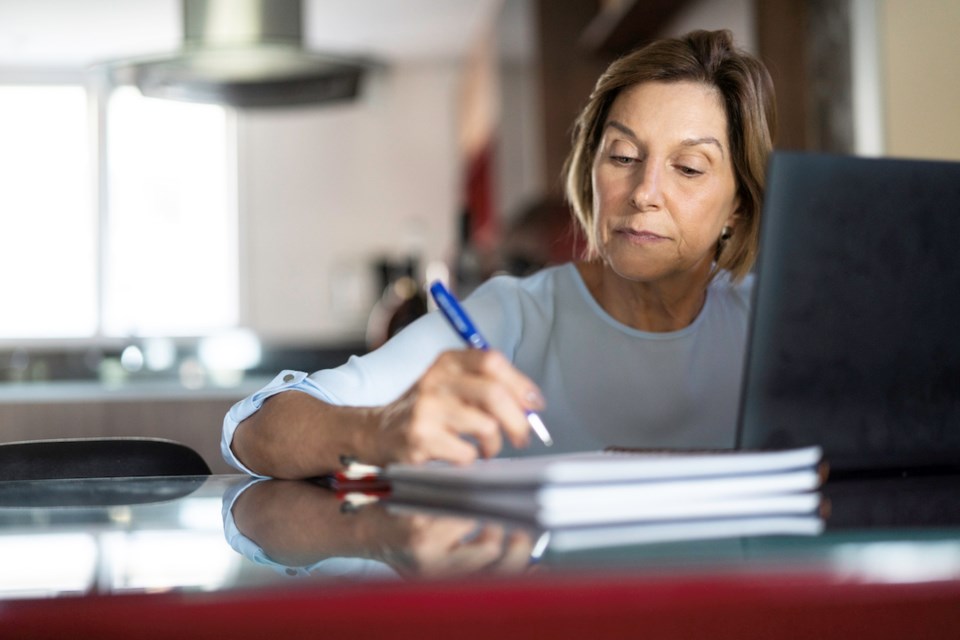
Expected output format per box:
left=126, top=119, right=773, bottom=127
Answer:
left=591, top=80, right=740, bottom=286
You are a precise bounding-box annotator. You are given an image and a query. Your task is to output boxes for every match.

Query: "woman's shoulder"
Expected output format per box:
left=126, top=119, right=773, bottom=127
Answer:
left=468, top=263, right=573, bottom=306
left=461, top=264, right=575, bottom=338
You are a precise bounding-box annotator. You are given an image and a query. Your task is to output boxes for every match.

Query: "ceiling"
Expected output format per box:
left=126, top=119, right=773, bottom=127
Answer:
left=0, top=0, right=504, bottom=69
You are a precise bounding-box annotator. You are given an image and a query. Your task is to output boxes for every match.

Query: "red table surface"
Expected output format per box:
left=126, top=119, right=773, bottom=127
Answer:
left=3, top=569, right=959, bottom=640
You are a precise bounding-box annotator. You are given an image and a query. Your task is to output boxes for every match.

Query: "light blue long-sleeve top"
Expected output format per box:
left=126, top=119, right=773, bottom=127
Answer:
left=222, top=263, right=753, bottom=476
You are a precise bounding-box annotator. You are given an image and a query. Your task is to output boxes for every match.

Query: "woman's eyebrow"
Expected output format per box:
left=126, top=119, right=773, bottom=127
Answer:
left=605, top=120, right=636, bottom=138
left=681, top=137, right=725, bottom=158
left=606, top=121, right=726, bottom=159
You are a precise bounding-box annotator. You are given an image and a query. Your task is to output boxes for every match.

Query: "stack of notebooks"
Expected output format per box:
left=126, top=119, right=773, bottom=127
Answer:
left=383, top=447, right=827, bottom=551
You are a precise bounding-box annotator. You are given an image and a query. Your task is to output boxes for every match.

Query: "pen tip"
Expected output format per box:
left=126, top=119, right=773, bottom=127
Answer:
left=526, top=413, right=553, bottom=447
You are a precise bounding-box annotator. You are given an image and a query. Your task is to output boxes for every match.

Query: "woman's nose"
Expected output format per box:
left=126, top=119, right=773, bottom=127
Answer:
left=629, top=162, right=663, bottom=210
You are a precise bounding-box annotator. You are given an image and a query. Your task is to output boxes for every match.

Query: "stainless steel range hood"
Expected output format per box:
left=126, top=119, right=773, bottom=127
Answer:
left=106, top=0, right=369, bottom=108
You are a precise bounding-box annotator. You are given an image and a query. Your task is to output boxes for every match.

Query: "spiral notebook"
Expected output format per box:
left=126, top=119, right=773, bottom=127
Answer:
left=385, top=446, right=824, bottom=527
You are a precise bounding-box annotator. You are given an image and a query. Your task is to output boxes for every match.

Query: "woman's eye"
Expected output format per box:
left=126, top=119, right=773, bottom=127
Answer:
left=677, top=165, right=703, bottom=177
left=611, top=155, right=637, bottom=165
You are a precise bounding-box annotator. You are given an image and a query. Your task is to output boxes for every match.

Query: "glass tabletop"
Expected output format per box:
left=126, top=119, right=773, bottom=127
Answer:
left=2, top=472, right=959, bottom=601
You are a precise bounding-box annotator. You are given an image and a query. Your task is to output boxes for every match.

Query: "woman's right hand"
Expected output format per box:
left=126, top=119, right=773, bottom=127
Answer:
left=380, top=510, right=537, bottom=579
left=367, top=349, right=545, bottom=466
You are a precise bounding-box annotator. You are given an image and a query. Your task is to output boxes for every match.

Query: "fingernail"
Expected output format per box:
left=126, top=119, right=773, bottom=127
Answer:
left=526, top=390, right=545, bottom=409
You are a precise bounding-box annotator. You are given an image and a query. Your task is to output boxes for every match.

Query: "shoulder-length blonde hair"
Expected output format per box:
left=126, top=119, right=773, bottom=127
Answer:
left=563, top=29, right=777, bottom=282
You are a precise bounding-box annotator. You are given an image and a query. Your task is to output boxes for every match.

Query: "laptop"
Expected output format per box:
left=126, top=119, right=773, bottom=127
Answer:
left=736, top=151, right=960, bottom=475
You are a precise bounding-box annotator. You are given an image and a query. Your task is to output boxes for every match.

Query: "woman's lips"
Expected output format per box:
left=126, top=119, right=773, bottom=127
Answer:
left=617, top=228, right=667, bottom=243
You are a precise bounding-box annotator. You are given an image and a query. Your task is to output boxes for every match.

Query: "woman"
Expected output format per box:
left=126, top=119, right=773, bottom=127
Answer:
left=223, top=29, right=776, bottom=479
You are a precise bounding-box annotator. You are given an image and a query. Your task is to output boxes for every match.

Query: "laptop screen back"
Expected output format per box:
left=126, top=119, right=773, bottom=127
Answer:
left=737, top=152, right=960, bottom=472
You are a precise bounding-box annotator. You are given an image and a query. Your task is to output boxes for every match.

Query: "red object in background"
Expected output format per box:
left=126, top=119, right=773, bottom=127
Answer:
left=465, top=139, right=500, bottom=253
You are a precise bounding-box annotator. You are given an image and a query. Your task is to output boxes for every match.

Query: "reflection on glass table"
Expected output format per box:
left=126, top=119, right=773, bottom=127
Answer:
left=226, top=472, right=960, bottom=585
left=1, top=472, right=960, bottom=601
left=226, top=479, right=540, bottom=580
left=0, top=476, right=229, bottom=599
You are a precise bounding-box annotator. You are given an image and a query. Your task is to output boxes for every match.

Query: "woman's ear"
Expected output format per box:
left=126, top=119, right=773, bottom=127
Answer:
left=723, top=198, right=745, bottom=235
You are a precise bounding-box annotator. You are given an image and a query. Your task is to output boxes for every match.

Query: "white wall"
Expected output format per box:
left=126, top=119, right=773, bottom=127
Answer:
left=237, top=63, right=462, bottom=343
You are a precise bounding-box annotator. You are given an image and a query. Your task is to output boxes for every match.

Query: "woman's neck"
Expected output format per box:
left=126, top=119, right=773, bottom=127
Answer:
left=575, top=260, right=712, bottom=332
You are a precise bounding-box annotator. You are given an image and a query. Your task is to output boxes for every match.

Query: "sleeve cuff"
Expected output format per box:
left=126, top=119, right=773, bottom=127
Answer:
left=220, top=370, right=330, bottom=477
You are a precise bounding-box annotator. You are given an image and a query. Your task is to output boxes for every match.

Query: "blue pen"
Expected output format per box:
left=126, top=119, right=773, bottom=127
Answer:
left=429, top=280, right=553, bottom=447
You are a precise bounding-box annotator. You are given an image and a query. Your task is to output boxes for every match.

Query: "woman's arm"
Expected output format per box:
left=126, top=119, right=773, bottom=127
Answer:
left=231, top=478, right=535, bottom=578
left=231, top=390, right=377, bottom=479
left=231, top=349, right=545, bottom=479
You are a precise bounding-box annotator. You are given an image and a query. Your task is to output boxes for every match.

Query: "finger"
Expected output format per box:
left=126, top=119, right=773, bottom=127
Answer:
left=472, top=351, right=546, bottom=413
left=420, top=429, right=480, bottom=466
left=410, top=515, right=483, bottom=551
left=386, top=350, right=539, bottom=462
left=444, top=525, right=509, bottom=575
left=440, top=350, right=545, bottom=414
left=421, top=355, right=526, bottom=452
left=401, top=522, right=505, bottom=578
left=379, top=390, right=481, bottom=466
left=448, top=375, right=531, bottom=450
left=437, top=400, right=505, bottom=458
left=492, top=529, right=536, bottom=574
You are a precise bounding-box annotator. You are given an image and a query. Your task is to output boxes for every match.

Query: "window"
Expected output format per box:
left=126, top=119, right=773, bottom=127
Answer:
left=0, top=86, right=96, bottom=338
left=105, top=87, right=237, bottom=336
left=0, top=83, right=236, bottom=341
